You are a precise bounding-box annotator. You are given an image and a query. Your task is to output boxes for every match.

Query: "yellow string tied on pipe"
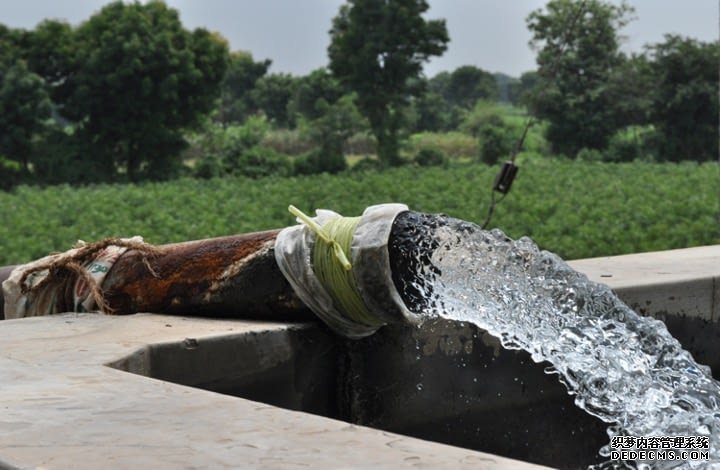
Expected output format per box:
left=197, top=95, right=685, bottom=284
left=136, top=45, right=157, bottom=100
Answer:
left=288, top=205, right=383, bottom=328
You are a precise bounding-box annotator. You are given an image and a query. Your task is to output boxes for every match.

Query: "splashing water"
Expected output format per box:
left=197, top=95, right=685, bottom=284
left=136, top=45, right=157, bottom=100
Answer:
left=389, top=213, right=720, bottom=469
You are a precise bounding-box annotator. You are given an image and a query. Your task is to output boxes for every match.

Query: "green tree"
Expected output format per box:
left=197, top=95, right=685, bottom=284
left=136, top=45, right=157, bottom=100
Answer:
left=478, top=120, right=514, bottom=165
left=527, top=0, right=633, bottom=156
left=250, top=73, right=298, bottom=128
left=287, top=68, right=343, bottom=122
left=494, top=72, right=515, bottom=103
left=410, top=89, right=455, bottom=132
left=507, top=70, right=540, bottom=107
left=1, top=22, right=88, bottom=185
left=427, top=70, right=451, bottom=96
left=460, top=100, right=508, bottom=137
left=63, top=1, right=229, bottom=181
left=0, top=59, right=51, bottom=174
left=445, top=65, right=498, bottom=109
left=328, top=0, right=449, bottom=166
left=0, top=25, right=19, bottom=65
left=408, top=71, right=461, bottom=132
left=218, top=51, right=271, bottom=124
left=646, top=35, right=719, bottom=162
left=605, top=54, right=653, bottom=128
left=216, top=117, right=293, bottom=178
left=15, top=20, right=74, bottom=103
left=296, top=94, right=365, bottom=175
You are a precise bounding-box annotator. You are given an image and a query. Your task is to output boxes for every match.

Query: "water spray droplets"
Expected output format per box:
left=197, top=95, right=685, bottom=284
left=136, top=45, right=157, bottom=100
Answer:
left=392, top=213, right=720, bottom=469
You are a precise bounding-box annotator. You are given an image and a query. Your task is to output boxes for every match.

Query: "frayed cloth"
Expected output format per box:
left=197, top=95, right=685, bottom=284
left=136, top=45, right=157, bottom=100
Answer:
left=2, top=237, right=162, bottom=319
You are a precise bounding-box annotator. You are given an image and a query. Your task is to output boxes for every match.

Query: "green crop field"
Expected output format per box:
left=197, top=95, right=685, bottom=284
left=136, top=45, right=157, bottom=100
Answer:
left=0, top=160, right=717, bottom=265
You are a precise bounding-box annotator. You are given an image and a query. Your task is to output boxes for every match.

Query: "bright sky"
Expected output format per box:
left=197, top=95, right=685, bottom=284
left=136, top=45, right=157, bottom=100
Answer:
left=1, top=0, right=717, bottom=77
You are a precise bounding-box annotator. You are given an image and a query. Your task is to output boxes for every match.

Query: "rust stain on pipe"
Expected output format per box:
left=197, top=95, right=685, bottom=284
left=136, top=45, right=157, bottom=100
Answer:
left=100, top=230, right=312, bottom=321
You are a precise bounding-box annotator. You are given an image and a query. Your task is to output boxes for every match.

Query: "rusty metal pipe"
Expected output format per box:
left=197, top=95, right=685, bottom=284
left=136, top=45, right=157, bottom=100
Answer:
left=102, top=230, right=312, bottom=320
left=0, top=231, right=312, bottom=321
left=0, top=205, right=425, bottom=331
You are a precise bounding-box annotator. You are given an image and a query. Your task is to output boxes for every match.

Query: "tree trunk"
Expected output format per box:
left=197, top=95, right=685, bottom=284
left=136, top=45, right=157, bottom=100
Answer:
left=374, top=126, right=402, bottom=167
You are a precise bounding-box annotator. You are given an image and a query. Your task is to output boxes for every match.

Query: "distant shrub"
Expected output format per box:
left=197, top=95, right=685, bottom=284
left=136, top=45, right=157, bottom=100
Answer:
left=478, top=123, right=514, bottom=165
left=262, top=129, right=314, bottom=156
left=576, top=147, right=604, bottom=162
left=227, top=146, right=292, bottom=179
left=460, top=100, right=508, bottom=136
left=194, top=155, right=223, bottom=179
left=184, top=116, right=270, bottom=165
left=605, top=138, right=640, bottom=162
left=0, top=155, right=22, bottom=190
left=293, top=148, right=347, bottom=175
left=343, top=132, right=376, bottom=155
left=292, top=153, right=316, bottom=176
left=185, top=117, right=295, bottom=178
left=603, top=127, right=655, bottom=162
left=225, top=116, right=269, bottom=151
left=407, top=132, right=477, bottom=159
left=573, top=127, right=656, bottom=163
left=414, top=148, right=448, bottom=167
left=350, top=157, right=384, bottom=173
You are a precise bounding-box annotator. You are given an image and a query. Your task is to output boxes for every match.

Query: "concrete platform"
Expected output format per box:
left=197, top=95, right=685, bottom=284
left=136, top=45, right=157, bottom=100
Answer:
left=570, top=245, right=720, bottom=376
left=1, top=245, right=719, bottom=469
left=0, top=313, right=547, bottom=470
left=569, top=244, right=720, bottom=321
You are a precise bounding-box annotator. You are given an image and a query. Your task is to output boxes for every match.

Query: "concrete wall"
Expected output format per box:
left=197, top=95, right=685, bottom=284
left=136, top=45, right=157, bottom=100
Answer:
left=570, top=245, right=720, bottom=373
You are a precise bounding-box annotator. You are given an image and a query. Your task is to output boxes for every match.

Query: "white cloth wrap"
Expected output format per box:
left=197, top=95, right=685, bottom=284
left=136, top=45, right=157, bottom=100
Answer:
left=274, top=204, right=415, bottom=339
left=2, top=237, right=142, bottom=319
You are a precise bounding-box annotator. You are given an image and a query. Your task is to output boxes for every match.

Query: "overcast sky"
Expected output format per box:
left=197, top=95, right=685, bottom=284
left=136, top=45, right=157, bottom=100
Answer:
left=1, top=1, right=717, bottom=77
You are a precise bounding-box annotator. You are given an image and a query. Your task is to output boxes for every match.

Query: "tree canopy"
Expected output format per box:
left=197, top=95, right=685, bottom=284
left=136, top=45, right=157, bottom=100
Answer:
left=288, top=68, right=344, bottom=123
left=250, top=73, right=298, bottom=128
left=65, top=1, right=229, bottom=181
left=1, top=0, right=716, bottom=189
left=646, top=35, right=719, bottom=162
left=1, top=1, right=230, bottom=183
left=445, top=65, right=498, bottom=109
left=0, top=59, right=51, bottom=173
left=526, top=0, right=634, bottom=157
left=328, top=0, right=449, bottom=166
left=218, top=51, right=271, bottom=124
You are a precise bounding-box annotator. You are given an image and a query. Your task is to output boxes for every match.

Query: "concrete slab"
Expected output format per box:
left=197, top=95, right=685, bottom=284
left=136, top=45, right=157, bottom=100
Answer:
left=571, top=245, right=720, bottom=373
left=0, top=313, right=547, bottom=469
left=570, top=244, right=720, bottom=321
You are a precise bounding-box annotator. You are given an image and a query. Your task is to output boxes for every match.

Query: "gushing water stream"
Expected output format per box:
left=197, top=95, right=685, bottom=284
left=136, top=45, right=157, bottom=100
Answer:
left=389, top=213, right=719, bottom=469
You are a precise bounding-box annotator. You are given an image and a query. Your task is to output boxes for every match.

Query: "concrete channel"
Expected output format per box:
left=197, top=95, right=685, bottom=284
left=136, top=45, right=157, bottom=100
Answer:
left=0, top=245, right=718, bottom=469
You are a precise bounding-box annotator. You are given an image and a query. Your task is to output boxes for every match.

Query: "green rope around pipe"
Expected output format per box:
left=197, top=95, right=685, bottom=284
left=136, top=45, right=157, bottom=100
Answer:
left=289, top=205, right=383, bottom=328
